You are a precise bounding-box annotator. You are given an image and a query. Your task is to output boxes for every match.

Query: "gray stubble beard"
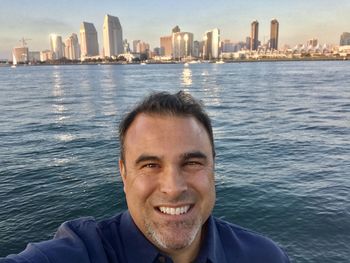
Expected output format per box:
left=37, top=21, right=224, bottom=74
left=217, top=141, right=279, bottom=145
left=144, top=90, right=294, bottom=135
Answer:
left=144, top=217, right=202, bottom=251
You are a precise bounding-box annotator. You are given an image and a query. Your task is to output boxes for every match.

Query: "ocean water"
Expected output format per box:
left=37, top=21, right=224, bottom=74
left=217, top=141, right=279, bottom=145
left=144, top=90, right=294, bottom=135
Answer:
left=0, top=61, right=349, bottom=262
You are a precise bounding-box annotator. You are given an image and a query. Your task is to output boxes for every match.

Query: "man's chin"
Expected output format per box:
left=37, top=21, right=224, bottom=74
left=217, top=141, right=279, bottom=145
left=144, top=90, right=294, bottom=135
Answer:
left=147, top=224, right=201, bottom=251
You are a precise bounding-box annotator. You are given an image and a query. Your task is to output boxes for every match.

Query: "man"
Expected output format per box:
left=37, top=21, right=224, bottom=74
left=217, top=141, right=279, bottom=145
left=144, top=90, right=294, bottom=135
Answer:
left=2, top=91, right=290, bottom=263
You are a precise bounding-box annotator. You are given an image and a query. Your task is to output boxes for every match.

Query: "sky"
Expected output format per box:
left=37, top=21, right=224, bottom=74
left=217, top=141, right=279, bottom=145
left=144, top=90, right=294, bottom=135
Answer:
left=0, top=0, right=349, bottom=59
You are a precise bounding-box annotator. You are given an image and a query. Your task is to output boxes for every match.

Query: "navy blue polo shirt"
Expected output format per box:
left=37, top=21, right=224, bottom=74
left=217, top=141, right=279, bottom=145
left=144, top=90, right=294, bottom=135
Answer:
left=2, top=211, right=290, bottom=263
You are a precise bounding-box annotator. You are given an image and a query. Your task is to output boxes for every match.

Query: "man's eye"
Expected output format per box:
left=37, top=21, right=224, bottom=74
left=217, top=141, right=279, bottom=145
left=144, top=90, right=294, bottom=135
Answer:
left=184, top=161, right=202, bottom=166
left=142, top=163, right=159, bottom=168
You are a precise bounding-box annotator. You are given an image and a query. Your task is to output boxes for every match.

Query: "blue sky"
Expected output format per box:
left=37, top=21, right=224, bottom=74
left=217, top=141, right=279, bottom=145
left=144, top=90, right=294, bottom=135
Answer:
left=1, top=0, right=349, bottom=59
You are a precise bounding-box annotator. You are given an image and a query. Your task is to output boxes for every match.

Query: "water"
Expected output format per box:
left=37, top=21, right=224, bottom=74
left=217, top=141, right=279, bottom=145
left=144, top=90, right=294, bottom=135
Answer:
left=0, top=62, right=349, bottom=262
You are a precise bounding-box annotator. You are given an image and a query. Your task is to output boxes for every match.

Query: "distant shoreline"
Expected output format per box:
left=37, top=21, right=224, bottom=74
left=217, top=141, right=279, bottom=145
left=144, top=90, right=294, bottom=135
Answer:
left=1, top=56, right=349, bottom=67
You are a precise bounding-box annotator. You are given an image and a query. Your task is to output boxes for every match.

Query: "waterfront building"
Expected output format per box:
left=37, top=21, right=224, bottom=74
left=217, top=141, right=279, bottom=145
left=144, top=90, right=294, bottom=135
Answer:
left=80, top=22, right=99, bottom=58
left=192, top=41, right=200, bottom=58
left=123, top=39, right=130, bottom=53
left=338, top=45, right=350, bottom=56
left=40, top=50, right=53, bottom=61
left=222, top=39, right=235, bottom=53
left=12, top=47, right=29, bottom=63
left=103, top=14, right=123, bottom=57
left=65, top=33, right=80, bottom=60
left=49, top=34, right=64, bottom=59
left=236, top=41, right=246, bottom=51
left=246, top=36, right=251, bottom=50
left=340, top=32, right=350, bottom=46
left=307, top=38, right=318, bottom=48
left=270, top=19, right=279, bottom=50
left=28, top=51, right=40, bottom=63
left=250, top=20, right=259, bottom=51
left=160, top=36, right=172, bottom=56
left=132, top=40, right=150, bottom=55
left=172, top=32, right=194, bottom=59
left=203, top=28, right=220, bottom=59
left=153, top=47, right=161, bottom=56
left=133, top=40, right=141, bottom=53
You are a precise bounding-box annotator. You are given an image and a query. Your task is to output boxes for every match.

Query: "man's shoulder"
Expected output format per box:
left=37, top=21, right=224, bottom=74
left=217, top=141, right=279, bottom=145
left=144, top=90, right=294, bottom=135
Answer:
left=1, top=213, right=126, bottom=263
left=212, top=216, right=290, bottom=262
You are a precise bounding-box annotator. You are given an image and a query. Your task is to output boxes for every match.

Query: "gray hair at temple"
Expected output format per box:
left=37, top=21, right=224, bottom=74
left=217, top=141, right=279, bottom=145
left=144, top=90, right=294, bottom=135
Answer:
left=118, top=91, right=215, bottom=164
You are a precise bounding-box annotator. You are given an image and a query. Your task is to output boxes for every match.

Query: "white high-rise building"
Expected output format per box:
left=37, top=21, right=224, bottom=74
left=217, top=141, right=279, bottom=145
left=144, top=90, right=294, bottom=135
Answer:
left=50, top=34, right=64, bottom=60
left=172, top=32, right=194, bottom=59
left=65, top=33, right=80, bottom=60
left=103, top=14, right=123, bottom=57
left=203, top=28, right=220, bottom=59
left=133, top=40, right=141, bottom=53
left=80, top=22, right=99, bottom=58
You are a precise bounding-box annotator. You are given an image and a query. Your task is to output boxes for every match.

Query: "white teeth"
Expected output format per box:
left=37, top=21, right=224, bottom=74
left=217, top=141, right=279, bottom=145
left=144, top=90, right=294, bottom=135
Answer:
left=159, top=205, right=190, bottom=215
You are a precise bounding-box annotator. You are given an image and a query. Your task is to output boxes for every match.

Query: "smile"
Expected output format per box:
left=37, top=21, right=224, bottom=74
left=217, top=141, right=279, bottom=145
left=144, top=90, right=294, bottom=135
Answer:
left=158, top=205, right=191, bottom=215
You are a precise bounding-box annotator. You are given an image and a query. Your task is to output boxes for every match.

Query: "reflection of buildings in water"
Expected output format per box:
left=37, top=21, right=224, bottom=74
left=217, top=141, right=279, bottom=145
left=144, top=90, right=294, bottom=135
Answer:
left=199, top=67, right=222, bottom=108
left=181, top=67, right=192, bottom=86
left=52, top=68, right=63, bottom=97
left=51, top=68, right=75, bottom=146
left=52, top=68, right=69, bottom=123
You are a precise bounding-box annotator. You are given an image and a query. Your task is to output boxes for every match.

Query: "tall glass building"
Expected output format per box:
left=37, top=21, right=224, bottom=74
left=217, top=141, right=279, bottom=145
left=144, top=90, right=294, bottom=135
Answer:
left=340, top=32, right=350, bottom=46
left=172, top=32, right=194, bottom=59
left=250, top=20, right=259, bottom=51
left=270, top=19, right=279, bottom=50
left=203, top=28, right=220, bottom=59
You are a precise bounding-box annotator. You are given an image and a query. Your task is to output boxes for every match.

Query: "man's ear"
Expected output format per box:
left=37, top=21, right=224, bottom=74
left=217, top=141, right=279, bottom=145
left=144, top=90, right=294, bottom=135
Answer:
left=119, top=159, right=127, bottom=193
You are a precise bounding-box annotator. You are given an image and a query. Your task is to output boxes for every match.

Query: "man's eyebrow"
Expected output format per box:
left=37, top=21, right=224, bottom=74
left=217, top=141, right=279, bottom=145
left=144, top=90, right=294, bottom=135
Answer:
left=181, top=151, right=208, bottom=160
left=135, top=154, right=161, bottom=165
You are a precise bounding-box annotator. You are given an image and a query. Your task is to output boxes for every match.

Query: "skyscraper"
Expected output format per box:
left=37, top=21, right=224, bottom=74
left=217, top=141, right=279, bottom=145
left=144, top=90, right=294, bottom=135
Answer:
left=192, top=41, right=200, bottom=58
left=203, top=28, right=220, bottom=59
left=133, top=41, right=150, bottom=54
left=250, top=20, right=259, bottom=51
left=12, top=47, right=29, bottom=63
left=340, top=32, right=350, bottom=46
left=80, top=22, right=99, bottom=58
left=103, top=14, right=123, bottom=57
left=172, top=32, right=194, bottom=59
left=133, top=40, right=141, bottom=53
left=307, top=38, right=318, bottom=48
left=65, top=33, right=80, bottom=60
left=160, top=36, right=172, bottom=57
left=270, top=19, right=279, bottom=50
left=50, top=34, right=64, bottom=59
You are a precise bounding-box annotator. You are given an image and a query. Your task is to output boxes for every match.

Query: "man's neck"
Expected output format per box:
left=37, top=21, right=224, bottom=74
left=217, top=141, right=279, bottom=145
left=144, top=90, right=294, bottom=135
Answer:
left=170, top=241, right=201, bottom=263
left=164, top=225, right=206, bottom=263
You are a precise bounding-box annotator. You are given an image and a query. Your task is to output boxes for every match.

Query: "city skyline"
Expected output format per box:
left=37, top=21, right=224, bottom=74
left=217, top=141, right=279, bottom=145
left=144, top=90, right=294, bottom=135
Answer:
left=1, top=0, right=350, bottom=59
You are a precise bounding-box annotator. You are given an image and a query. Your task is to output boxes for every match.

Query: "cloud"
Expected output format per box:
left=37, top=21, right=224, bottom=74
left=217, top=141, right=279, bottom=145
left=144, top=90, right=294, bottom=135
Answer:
left=7, top=16, right=75, bottom=34
left=0, top=16, right=78, bottom=57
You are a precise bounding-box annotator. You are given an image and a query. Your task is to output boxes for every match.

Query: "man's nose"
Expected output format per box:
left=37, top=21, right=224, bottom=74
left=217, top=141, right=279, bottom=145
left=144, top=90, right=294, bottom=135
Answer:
left=159, top=165, right=188, bottom=197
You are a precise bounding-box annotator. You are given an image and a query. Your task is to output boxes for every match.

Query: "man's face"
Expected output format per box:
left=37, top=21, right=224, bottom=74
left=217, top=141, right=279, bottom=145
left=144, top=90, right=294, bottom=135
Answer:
left=119, top=113, right=215, bottom=253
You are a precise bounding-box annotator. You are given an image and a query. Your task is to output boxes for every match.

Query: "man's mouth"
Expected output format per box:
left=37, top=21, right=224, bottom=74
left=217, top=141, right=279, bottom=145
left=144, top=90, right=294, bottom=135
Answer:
left=158, top=205, right=191, bottom=216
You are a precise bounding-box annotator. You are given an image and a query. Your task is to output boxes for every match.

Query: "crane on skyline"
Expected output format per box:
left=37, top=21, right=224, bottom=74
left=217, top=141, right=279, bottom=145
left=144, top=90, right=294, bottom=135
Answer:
left=19, top=37, right=31, bottom=47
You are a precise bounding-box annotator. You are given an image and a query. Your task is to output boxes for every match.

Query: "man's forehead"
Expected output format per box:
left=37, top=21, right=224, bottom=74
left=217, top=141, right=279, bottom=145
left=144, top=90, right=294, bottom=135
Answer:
left=128, top=113, right=203, bottom=131
left=124, top=113, right=209, bottom=144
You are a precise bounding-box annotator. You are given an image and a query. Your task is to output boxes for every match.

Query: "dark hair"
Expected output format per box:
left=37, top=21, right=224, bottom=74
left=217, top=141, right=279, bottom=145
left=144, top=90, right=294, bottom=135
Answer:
left=118, top=91, right=215, bottom=163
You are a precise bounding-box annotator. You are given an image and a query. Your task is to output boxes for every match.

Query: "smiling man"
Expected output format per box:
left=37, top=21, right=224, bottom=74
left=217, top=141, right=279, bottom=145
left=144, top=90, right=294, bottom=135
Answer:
left=2, top=91, right=290, bottom=263
left=119, top=111, right=216, bottom=263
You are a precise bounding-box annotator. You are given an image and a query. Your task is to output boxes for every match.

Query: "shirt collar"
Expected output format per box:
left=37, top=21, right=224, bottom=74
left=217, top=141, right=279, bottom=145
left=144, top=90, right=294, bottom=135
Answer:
left=120, top=211, right=226, bottom=263
left=195, top=215, right=227, bottom=263
left=120, top=211, right=160, bottom=263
